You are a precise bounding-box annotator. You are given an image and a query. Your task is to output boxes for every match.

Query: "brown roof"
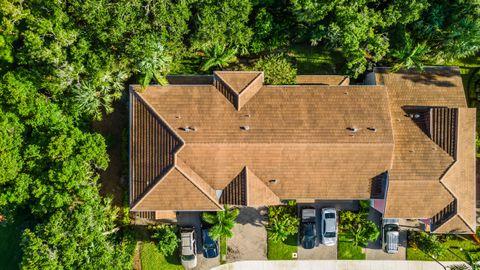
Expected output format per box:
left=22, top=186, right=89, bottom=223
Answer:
left=296, top=75, right=349, bottom=86
left=377, top=67, right=476, bottom=233
left=129, top=67, right=476, bottom=233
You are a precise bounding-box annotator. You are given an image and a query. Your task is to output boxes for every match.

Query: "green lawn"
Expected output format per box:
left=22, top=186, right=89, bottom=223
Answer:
left=267, top=233, right=298, bottom=260
left=141, top=242, right=183, bottom=270
left=288, top=45, right=345, bottom=75
left=337, top=232, right=366, bottom=260
left=407, top=234, right=480, bottom=261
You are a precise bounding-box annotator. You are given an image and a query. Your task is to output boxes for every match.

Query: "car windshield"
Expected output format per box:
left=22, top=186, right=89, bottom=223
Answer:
left=325, top=213, right=335, bottom=219
left=324, top=232, right=336, bottom=238
left=203, top=243, right=216, bottom=249
left=385, top=224, right=399, bottom=232
left=182, top=255, right=195, bottom=261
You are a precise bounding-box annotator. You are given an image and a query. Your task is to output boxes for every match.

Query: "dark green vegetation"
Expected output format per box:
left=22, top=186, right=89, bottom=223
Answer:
left=407, top=231, right=480, bottom=262
left=0, top=0, right=479, bottom=268
left=267, top=232, right=298, bottom=260
left=266, top=201, right=300, bottom=243
left=151, top=224, right=179, bottom=256
left=202, top=205, right=240, bottom=240
left=337, top=202, right=377, bottom=260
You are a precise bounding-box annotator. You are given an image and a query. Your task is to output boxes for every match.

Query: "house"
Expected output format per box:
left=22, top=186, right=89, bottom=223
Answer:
left=129, top=67, right=476, bottom=234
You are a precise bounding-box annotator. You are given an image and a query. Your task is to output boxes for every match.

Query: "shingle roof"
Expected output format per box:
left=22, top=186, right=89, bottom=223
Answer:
left=129, top=67, right=475, bottom=233
left=296, top=75, right=349, bottom=86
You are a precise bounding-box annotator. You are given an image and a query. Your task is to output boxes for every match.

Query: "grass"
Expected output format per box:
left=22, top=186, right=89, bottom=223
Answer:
left=220, top=236, right=227, bottom=264
left=288, top=45, right=345, bottom=75
left=267, top=233, right=298, bottom=260
left=141, top=242, right=183, bottom=270
left=337, top=232, right=366, bottom=260
left=407, top=233, right=480, bottom=261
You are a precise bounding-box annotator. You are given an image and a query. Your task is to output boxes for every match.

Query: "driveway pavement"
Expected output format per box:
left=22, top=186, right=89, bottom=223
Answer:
left=177, top=211, right=221, bottom=270
left=296, top=201, right=354, bottom=260
left=228, top=207, right=268, bottom=261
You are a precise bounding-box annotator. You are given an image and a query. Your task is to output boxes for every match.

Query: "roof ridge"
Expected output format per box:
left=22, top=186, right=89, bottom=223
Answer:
left=175, top=158, right=223, bottom=210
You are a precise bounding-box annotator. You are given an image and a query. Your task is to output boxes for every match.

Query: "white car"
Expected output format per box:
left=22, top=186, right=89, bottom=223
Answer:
left=321, top=208, right=337, bottom=246
left=180, top=227, right=197, bottom=269
left=382, top=219, right=400, bottom=254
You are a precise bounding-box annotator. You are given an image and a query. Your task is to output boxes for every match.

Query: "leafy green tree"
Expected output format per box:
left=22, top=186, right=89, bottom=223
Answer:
left=202, top=205, right=240, bottom=240
left=201, top=44, right=238, bottom=71
left=391, top=34, right=430, bottom=72
left=191, top=0, right=253, bottom=54
left=151, top=224, right=179, bottom=256
left=266, top=203, right=300, bottom=243
left=339, top=211, right=379, bottom=247
left=253, top=54, right=296, bottom=85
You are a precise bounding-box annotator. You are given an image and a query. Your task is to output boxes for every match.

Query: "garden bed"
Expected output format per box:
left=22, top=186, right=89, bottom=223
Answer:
left=407, top=232, right=480, bottom=261
left=267, top=233, right=298, bottom=260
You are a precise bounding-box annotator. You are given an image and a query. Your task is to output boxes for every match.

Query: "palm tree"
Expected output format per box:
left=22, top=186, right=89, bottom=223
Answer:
left=137, top=43, right=172, bottom=88
left=202, top=205, right=239, bottom=240
left=200, top=44, right=238, bottom=71
left=391, top=34, right=430, bottom=73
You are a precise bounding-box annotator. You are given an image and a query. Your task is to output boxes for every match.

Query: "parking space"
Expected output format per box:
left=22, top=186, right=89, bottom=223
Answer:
left=177, top=211, right=221, bottom=270
left=365, top=208, right=406, bottom=260
left=296, top=200, right=356, bottom=260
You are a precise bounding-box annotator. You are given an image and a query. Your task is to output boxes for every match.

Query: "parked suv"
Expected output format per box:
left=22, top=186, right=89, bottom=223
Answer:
left=300, top=207, right=317, bottom=249
left=382, top=218, right=399, bottom=254
left=320, top=208, right=337, bottom=246
left=180, top=227, right=197, bottom=268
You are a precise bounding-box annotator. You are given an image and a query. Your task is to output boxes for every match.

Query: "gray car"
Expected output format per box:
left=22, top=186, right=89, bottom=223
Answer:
left=382, top=218, right=399, bottom=254
left=321, top=208, right=337, bottom=246
left=180, top=227, right=197, bottom=269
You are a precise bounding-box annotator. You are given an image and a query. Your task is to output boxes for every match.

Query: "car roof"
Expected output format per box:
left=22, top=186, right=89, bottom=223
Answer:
left=181, top=231, right=195, bottom=255
left=325, top=217, right=336, bottom=232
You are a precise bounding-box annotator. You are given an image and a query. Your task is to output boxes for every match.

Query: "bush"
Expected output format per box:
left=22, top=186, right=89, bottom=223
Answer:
left=414, top=231, right=447, bottom=258
left=253, top=54, right=296, bottom=85
left=339, top=211, right=379, bottom=247
left=266, top=202, right=300, bottom=243
left=151, top=224, right=178, bottom=256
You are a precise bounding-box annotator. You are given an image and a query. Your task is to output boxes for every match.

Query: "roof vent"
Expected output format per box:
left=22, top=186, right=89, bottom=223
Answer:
left=175, top=115, right=181, bottom=119
left=244, top=114, right=251, bottom=118
left=240, top=126, right=250, bottom=131
left=346, top=127, right=359, bottom=133
left=180, top=126, right=197, bottom=132
left=367, top=127, right=377, bottom=132
left=269, top=179, right=278, bottom=184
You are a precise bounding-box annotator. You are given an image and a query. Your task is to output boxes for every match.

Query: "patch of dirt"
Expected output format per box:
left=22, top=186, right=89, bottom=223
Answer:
left=92, top=100, right=129, bottom=207
left=133, top=241, right=142, bottom=270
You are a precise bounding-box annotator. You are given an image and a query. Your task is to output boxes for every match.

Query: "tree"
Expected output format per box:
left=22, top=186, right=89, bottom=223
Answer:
left=202, top=205, right=239, bottom=240
left=339, top=211, right=379, bottom=247
left=391, top=34, right=430, bottom=72
left=266, top=202, right=300, bottom=243
left=191, top=0, right=253, bottom=54
left=151, top=224, right=179, bottom=256
left=253, top=54, right=296, bottom=85
left=414, top=231, right=447, bottom=258
left=200, top=44, right=238, bottom=71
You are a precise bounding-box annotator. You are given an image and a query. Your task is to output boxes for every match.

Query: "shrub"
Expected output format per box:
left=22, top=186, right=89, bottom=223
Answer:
left=414, top=231, right=446, bottom=258
left=151, top=224, right=178, bottom=256
left=266, top=202, right=300, bottom=243
left=339, top=211, right=379, bottom=247
left=202, top=204, right=240, bottom=240
left=253, top=54, right=296, bottom=85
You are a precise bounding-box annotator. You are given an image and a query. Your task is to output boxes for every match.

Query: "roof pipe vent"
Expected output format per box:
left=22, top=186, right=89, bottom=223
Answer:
left=269, top=179, right=278, bottom=184
left=180, top=126, right=197, bottom=132
left=240, top=126, right=250, bottom=131
left=346, top=127, right=359, bottom=133
left=367, top=127, right=377, bottom=132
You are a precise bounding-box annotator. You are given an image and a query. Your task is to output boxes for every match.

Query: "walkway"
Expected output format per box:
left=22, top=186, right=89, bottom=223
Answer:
left=211, top=260, right=468, bottom=270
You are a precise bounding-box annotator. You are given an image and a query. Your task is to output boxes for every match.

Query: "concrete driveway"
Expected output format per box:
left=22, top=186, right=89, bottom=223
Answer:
left=228, top=207, right=268, bottom=261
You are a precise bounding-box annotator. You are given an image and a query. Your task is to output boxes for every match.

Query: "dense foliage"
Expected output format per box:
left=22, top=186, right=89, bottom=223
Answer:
left=412, top=231, right=447, bottom=258
left=267, top=201, right=300, bottom=243
left=339, top=211, right=379, bottom=247
left=253, top=54, right=297, bottom=84
left=151, top=224, right=179, bottom=256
